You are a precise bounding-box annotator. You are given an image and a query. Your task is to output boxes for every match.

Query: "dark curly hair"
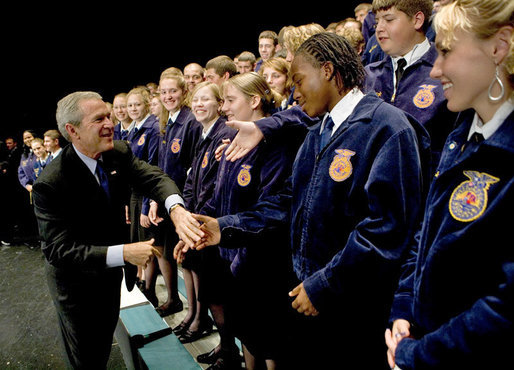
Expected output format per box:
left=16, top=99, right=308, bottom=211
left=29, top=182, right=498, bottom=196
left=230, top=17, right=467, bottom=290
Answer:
left=295, top=32, right=366, bottom=92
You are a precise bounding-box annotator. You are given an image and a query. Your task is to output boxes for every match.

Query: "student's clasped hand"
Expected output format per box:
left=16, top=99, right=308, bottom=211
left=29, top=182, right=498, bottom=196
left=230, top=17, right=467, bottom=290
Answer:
left=384, top=319, right=411, bottom=368
left=289, top=282, right=319, bottom=316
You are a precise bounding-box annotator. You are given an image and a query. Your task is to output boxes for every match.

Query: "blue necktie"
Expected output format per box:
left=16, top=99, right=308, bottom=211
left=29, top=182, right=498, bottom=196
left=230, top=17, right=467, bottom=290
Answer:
left=95, top=161, right=110, bottom=200
left=319, top=116, right=335, bottom=152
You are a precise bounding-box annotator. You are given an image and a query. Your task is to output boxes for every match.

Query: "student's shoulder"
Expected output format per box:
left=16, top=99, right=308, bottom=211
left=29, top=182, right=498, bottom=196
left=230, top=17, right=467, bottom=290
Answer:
left=359, top=93, right=413, bottom=129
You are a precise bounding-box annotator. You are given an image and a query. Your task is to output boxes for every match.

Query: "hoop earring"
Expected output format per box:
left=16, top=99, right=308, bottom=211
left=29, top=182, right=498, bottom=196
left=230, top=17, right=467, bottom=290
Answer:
left=488, top=65, right=505, bottom=102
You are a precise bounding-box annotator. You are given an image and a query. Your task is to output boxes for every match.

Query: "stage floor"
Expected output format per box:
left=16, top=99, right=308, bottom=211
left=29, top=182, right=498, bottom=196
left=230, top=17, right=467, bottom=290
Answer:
left=0, top=243, right=221, bottom=369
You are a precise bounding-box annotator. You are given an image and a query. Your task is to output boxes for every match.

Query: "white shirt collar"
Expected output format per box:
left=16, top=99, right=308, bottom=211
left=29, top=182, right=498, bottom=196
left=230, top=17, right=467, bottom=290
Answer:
left=51, top=147, right=62, bottom=158
left=72, top=144, right=102, bottom=178
left=121, top=121, right=135, bottom=133
left=168, top=109, right=181, bottom=124
left=468, top=99, right=514, bottom=140
left=392, top=37, right=430, bottom=70
left=133, top=114, right=150, bottom=131
left=320, top=88, right=365, bottom=135
left=202, top=120, right=217, bottom=140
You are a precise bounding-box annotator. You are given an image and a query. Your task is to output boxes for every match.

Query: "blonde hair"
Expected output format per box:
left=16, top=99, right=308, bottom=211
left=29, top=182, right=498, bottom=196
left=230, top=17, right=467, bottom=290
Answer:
left=433, top=0, right=514, bottom=86
left=283, top=23, right=325, bottom=54
left=159, top=73, right=188, bottom=110
left=191, top=81, right=223, bottom=105
left=126, top=86, right=151, bottom=114
left=258, top=57, right=293, bottom=98
left=223, top=72, right=281, bottom=116
left=337, top=27, right=365, bottom=52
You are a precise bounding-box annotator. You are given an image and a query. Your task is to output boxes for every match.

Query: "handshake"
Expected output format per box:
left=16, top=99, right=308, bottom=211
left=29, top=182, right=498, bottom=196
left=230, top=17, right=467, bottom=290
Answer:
left=123, top=205, right=218, bottom=268
left=171, top=213, right=219, bottom=264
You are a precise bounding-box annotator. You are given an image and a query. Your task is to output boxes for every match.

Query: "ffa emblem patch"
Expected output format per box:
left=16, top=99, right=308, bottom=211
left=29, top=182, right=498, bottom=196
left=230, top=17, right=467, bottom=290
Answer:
left=171, top=138, right=181, bottom=153
left=201, top=151, right=209, bottom=169
left=449, top=170, right=499, bottom=222
left=413, top=84, right=436, bottom=109
left=237, top=164, right=252, bottom=187
left=329, top=149, right=355, bottom=182
left=137, top=133, right=146, bottom=146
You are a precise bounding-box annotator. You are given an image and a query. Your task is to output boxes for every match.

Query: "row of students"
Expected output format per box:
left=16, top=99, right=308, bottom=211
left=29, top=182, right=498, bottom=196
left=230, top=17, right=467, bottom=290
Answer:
left=172, top=0, right=512, bottom=369
left=38, top=0, right=510, bottom=367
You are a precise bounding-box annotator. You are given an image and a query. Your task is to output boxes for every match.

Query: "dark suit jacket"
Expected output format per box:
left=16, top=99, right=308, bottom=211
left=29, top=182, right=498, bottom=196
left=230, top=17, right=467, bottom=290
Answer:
left=32, top=140, right=180, bottom=368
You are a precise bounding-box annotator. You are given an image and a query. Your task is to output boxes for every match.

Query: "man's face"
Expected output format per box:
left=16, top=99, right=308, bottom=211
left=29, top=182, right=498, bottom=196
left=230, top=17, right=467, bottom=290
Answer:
left=237, top=60, right=254, bottom=74
left=68, top=99, right=114, bottom=159
left=183, top=65, right=204, bottom=92
left=258, top=38, right=276, bottom=60
left=5, top=139, right=15, bottom=150
left=44, top=136, right=58, bottom=153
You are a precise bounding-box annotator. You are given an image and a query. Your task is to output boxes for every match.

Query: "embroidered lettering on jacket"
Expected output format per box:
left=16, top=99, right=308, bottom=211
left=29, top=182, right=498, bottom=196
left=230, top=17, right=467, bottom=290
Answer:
left=413, top=84, right=436, bottom=109
left=449, top=170, right=499, bottom=222
left=171, top=138, right=181, bottom=153
left=237, top=165, right=252, bottom=187
left=329, top=149, right=355, bottom=182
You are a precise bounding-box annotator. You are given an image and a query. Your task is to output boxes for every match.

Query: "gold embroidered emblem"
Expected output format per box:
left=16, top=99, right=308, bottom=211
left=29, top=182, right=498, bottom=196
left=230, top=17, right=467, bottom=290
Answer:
left=449, top=171, right=499, bottom=222
left=329, top=149, right=355, bottom=182
left=237, top=164, right=252, bottom=187
left=137, top=133, right=146, bottom=146
left=201, top=151, right=209, bottom=169
left=413, top=84, right=436, bottom=109
left=170, top=138, right=181, bottom=154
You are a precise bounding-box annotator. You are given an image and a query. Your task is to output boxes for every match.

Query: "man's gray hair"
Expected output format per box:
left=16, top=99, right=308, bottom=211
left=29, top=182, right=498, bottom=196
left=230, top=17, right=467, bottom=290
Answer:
left=56, top=91, right=102, bottom=141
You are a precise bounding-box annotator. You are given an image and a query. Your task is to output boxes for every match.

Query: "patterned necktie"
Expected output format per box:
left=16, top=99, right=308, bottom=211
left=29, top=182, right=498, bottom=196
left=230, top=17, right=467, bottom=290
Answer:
left=319, top=116, right=335, bottom=152
left=95, top=161, right=110, bottom=200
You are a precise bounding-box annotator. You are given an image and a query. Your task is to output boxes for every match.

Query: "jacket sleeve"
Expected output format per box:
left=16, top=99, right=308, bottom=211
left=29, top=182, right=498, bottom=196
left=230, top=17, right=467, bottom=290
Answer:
left=395, top=262, right=514, bottom=369
left=33, top=180, right=110, bottom=268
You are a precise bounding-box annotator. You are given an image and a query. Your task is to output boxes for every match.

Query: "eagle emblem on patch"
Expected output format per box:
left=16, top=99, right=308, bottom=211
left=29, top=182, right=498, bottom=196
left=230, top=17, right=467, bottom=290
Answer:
left=201, top=151, right=209, bottom=169
left=237, top=164, right=252, bottom=187
left=329, top=149, right=355, bottom=182
left=137, top=133, right=146, bottom=146
left=449, top=170, right=499, bottom=222
left=170, top=138, right=181, bottom=153
left=413, top=84, right=436, bottom=109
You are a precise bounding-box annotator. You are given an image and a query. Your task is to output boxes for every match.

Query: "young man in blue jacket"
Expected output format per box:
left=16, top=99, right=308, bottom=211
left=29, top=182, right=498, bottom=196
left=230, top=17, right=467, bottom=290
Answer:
left=364, top=0, right=454, bottom=167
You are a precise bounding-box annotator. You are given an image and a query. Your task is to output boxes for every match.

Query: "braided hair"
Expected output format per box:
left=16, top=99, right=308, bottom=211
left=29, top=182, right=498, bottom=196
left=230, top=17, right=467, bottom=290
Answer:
left=295, top=32, right=366, bottom=92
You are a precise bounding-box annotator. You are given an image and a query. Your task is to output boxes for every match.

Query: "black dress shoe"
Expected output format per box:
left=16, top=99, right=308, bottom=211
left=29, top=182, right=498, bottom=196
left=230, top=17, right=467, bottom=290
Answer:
left=178, top=318, right=214, bottom=343
left=206, top=354, right=242, bottom=370
left=197, top=348, right=220, bottom=364
left=156, top=300, right=183, bottom=317
left=173, top=320, right=190, bottom=336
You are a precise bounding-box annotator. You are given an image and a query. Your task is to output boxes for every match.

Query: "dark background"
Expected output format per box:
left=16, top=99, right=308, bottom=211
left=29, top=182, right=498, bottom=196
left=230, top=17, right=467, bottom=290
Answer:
left=3, top=3, right=364, bottom=143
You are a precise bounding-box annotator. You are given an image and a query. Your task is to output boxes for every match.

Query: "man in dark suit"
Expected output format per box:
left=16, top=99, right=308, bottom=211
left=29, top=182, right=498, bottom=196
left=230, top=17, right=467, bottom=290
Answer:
left=32, top=91, right=203, bottom=369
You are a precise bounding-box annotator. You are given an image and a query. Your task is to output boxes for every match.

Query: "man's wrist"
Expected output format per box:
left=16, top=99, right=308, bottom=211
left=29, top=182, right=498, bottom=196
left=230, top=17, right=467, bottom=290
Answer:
left=169, top=203, right=183, bottom=214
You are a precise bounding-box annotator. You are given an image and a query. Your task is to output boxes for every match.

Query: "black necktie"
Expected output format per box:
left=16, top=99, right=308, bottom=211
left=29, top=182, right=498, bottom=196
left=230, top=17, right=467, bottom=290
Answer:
left=461, top=132, right=485, bottom=154
left=95, top=161, right=110, bottom=200
left=470, top=132, right=484, bottom=143
left=395, top=58, right=407, bottom=90
left=320, top=116, right=335, bottom=152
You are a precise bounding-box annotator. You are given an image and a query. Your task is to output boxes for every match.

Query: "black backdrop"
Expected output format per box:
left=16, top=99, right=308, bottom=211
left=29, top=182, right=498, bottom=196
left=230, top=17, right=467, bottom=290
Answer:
left=3, top=2, right=365, bottom=142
